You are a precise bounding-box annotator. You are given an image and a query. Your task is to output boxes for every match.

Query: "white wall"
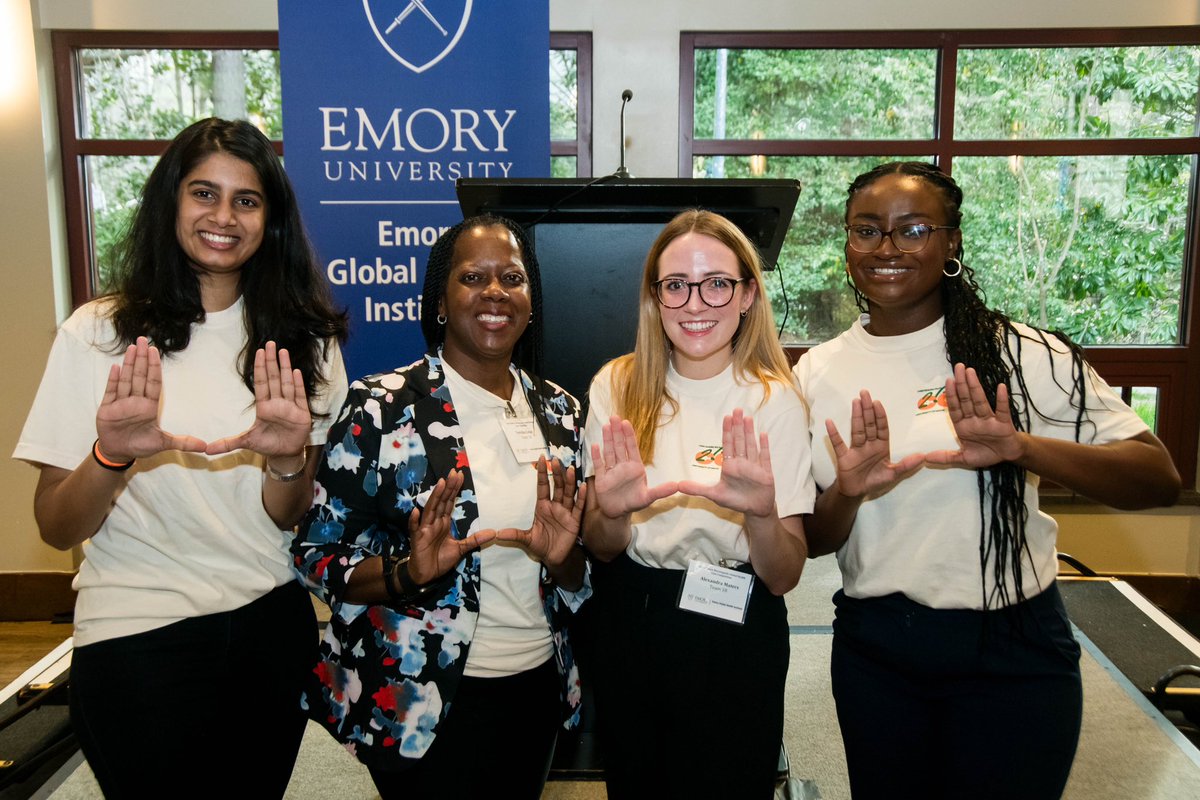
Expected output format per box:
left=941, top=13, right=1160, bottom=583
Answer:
left=4, top=0, right=1199, bottom=573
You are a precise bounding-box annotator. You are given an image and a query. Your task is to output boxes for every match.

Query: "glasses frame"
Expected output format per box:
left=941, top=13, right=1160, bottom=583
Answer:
left=843, top=223, right=959, bottom=254
left=651, top=276, right=746, bottom=309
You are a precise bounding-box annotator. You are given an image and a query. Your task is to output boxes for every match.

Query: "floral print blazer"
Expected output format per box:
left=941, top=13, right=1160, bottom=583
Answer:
left=292, top=351, right=587, bottom=770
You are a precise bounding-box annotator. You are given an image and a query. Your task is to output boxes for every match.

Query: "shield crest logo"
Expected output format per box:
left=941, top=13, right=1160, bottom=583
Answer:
left=363, top=0, right=473, bottom=74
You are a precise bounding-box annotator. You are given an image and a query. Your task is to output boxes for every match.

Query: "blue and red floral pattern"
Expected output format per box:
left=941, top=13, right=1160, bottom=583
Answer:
left=292, top=352, right=586, bottom=769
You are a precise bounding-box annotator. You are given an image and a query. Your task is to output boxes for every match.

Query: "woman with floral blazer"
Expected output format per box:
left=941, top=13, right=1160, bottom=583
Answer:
left=292, top=216, right=588, bottom=798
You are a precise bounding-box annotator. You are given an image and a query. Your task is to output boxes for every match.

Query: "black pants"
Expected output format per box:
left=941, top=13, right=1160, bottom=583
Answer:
left=831, top=584, right=1083, bottom=800
left=367, top=656, right=561, bottom=799
left=589, top=553, right=789, bottom=800
left=69, top=581, right=317, bottom=800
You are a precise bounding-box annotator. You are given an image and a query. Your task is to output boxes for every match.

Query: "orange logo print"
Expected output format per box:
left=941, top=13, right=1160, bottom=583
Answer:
left=916, top=386, right=948, bottom=415
left=694, top=447, right=724, bottom=468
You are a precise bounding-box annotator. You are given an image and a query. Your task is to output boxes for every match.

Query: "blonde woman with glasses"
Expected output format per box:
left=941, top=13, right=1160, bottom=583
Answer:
left=582, top=209, right=814, bottom=798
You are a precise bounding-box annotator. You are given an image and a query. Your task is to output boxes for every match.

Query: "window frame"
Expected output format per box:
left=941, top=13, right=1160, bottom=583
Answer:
left=550, top=31, right=594, bottom=178
left=680, top=27, right=1200, bottom=486
left=52, top=29, right=593, bottom=306
left=53, top=30, right=281, bottom=309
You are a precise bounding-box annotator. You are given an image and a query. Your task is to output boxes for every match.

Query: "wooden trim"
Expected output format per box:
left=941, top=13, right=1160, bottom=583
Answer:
left=550, top=32, right=594, bottom=177
left=0, top=573, right=76, bottom=622
left=685, top=27, right=1200, bottom=486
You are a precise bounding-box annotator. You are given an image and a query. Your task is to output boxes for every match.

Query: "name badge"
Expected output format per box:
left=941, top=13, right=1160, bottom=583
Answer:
left=501, top=413, right=545, bottom=464
left=677, top=560, right=753, bottom=624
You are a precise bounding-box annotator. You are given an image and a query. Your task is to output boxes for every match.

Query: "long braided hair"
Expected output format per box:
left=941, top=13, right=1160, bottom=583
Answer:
left=419, top=214, right=557, bottom=447
left=847, top=162, right=1091, bottom=609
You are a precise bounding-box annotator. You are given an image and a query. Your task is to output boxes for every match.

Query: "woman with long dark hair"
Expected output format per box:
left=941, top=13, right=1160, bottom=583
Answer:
left=15, top=117, right=348, bottom=797
left=292, top=214, right=588, bottom=798
left=795, top=161, right=1181, bottom=799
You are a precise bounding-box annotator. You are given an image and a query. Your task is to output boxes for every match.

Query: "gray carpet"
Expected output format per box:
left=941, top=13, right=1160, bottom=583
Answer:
left=38, top=558, right=1200, bottom=798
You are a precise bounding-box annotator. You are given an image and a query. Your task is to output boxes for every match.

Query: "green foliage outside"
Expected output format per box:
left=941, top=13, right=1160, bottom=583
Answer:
left=80, top=48, right=282, bottom=293
left=82, top=48, right=581, bottom=292
left=694, top=46, right=1199, bottom=350
left=550, top=49, right=578, bottom=142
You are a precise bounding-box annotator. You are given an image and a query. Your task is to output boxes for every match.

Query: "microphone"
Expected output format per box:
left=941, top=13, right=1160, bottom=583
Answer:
left=615, top=89, right=633, bottom=179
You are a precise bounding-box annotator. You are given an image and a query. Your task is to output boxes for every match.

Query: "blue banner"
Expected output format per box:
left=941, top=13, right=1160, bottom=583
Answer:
left=279, top=1, right=550, bottom=380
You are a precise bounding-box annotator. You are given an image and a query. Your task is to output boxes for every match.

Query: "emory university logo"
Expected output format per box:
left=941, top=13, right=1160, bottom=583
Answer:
left=363, top=0, right=473, bottom=74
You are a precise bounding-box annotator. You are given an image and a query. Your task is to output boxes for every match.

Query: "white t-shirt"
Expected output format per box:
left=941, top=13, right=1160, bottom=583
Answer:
left=794, top=315, right=1149, bottom=610
left=441, top=362, right=553, bottom=677
left=14, top=298, right=347, bottom=646
left=584, top=361, right=816, bottom=570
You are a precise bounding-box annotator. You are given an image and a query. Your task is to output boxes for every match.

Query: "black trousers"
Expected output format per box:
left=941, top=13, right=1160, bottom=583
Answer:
left=367, top=656, right=561, bottom=799
left=831, top=584, right=1083, bottom=800
left=588, top=553, right=789, bottom=800
left=69, top=581, right=317, bottom=800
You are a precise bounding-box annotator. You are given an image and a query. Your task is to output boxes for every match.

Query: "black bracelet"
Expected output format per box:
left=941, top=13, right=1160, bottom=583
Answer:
left=382, top=551, right=436, bottom=604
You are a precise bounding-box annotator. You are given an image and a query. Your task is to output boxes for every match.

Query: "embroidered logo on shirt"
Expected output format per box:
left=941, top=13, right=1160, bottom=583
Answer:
left=693, top=445, right=724, bottom=470
left=916, top=386, right=949, bottom=416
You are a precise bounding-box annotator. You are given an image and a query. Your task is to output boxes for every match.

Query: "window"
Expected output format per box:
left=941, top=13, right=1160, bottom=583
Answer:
left=53, top=30, right=592, bottom=303
left=681, top=29, right=1200, bottom=484
left=550, top=32, right=593, bottom=179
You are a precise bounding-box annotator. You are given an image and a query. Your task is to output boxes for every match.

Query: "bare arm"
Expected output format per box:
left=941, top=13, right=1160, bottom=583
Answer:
left=925, top=364, right=1181, bottom=509
left=260, top=445, right=324, bottom=529
left=34, top=462, right=126, bottom=550
left=34, top=337, right=207, bottom=550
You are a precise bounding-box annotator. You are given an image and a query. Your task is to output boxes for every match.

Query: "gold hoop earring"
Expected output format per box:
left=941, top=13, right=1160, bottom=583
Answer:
left=943, top=258, right=963, bottom=278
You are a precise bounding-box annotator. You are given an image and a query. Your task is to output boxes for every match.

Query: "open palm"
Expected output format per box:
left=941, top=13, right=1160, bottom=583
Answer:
left=406, top=470, right=496, bottom=585
left=495, top=456, right=586, bottom=567
left=95, top=336, right=206, bottom=462
left=825, top=390, right=925, bottom=499
left=206, top=342, right=311, bottom=458
left=591, top=416, right=678, bottom=519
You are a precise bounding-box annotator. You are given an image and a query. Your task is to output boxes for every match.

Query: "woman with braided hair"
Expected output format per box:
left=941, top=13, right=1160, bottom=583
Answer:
left=293, top=214, right=588, bottom=798
left=794, top=161, right=1180, bottom=799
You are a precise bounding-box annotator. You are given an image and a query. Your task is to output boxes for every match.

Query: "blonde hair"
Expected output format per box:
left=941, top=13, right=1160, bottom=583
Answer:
left=607, top=209, right=794, bottom=462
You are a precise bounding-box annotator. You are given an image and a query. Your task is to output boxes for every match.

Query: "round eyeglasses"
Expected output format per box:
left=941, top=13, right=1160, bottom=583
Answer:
left=844, top=223, right=958, bottom=254
left=652, top=276, right=745, bottom=309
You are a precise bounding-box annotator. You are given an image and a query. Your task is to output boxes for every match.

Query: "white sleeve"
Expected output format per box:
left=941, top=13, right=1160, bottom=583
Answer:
left=1015, top=329, right=1149, bottom=445
left=13, top=319, right=113, bottom=471
left=759, top=383, right=817, bottom=518
left=581, top=365, right=615, bottom=480
left=308, top=340, right=349, bottom=446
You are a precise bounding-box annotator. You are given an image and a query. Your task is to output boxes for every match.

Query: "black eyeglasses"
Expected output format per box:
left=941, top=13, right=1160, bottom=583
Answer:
left=652, top=276, right=745, bottom=309
left=844, top=223, right=958, bottom=254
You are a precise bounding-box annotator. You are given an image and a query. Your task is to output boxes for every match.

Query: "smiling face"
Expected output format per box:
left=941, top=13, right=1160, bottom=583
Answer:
left=845, top=173, right=962, bottom=336
left=438, top=224, right=532, bottom=387
left=656, top=231, right=756, bottom=380
left=175, top=151, right=266, bottom=306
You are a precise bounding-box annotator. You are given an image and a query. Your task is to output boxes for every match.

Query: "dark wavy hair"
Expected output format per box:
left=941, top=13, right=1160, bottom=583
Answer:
left=847, top=161, right=1090, bottom=610
left=105, top=117, right=348, bottom=409
left=420, top=214, right=558, bottom=442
